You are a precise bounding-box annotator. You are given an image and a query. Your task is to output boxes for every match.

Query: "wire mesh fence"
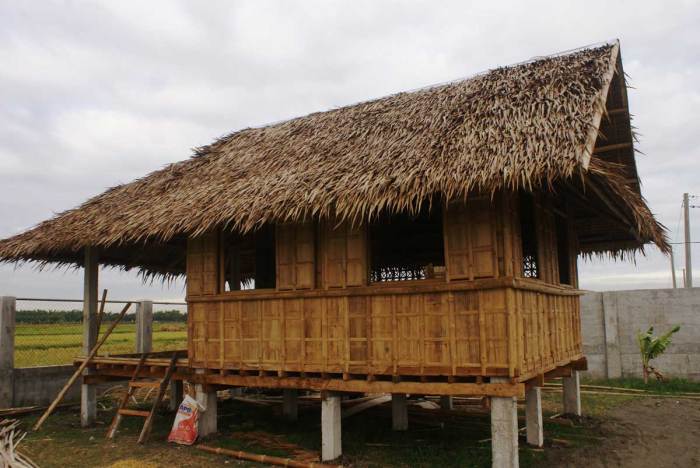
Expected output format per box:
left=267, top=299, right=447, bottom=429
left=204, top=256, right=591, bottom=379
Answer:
left=13, top=300, right=187, bottom=368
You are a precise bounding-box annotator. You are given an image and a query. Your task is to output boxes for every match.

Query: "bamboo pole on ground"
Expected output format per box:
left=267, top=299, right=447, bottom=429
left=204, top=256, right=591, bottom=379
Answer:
left=197, top=444, right=341, bottom=468
left=33, top=302, right=132, bottom=431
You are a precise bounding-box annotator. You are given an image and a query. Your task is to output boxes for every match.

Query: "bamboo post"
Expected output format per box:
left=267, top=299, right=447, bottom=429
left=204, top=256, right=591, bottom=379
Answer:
left=197, top=444, right=341, bottom=468
left=94, top=289, right=108, bottom=336
left=33, top=302, right=132, bottom=431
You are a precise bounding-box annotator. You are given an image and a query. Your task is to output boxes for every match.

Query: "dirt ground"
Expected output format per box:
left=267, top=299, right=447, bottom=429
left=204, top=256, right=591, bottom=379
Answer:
left=9, top=390, right=700, bottom=467
left=548, top=397, right=700, bottom=468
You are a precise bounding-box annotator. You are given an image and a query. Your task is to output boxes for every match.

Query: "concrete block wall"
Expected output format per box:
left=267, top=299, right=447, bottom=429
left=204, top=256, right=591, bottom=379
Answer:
left=581, top=288, right=700, bottom=381
left=13, top=366, right=80, bottom=407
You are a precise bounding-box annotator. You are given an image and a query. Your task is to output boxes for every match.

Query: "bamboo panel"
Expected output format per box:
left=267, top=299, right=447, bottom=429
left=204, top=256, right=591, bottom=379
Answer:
left=516, top=289, right=582, bottom=377
left=187, top=286, right=552, bottom=378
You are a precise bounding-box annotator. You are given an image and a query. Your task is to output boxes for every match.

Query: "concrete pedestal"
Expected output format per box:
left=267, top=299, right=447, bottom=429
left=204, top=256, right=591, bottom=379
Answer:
left=283, top=389, right=298, bottom=421
left=563, top=371, right=581, bottom=416
left=525, top=386, right=543, bottom=447
left=440, top=395, right=454, bottom=410
left=195, top=371, right=218, bottom=437
left=321, top=392, right=342, bottom=461
left=392, top=394, right=408, bottom=431
left=490, top=378, right=519, bottom=468
left=169, top=380, right=184, bottom=411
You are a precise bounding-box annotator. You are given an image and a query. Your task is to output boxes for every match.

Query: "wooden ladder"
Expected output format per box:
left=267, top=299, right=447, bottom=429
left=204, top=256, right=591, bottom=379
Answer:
left=106, top=352, right=179, bottom=444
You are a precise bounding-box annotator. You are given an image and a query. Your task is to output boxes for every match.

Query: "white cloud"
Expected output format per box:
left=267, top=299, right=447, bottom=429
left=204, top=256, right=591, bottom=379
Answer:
left=0, top=0, right=699, bottom=300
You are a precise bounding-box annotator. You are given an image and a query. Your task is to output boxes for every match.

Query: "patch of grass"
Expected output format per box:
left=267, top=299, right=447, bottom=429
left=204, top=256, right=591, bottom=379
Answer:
left=582, top=377, right=700, bottom=394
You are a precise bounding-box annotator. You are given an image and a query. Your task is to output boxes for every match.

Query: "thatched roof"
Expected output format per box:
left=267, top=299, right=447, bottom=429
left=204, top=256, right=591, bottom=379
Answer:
left=0, top=40, right=668, bottom=276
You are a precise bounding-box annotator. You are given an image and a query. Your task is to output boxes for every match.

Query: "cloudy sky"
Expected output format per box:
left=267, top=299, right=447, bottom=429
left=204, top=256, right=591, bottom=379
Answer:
left=1, top=0, right=699, bottom=309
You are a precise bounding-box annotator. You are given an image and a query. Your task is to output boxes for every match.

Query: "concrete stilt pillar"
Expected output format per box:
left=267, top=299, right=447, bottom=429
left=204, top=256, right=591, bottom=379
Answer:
left=0, top=296, right=16, bottom=409
left=490, top=378, right=519, bottom=468
left=321, top=392, right=342, bottom=461
left=283, top=389, right=298, bottom=421
left=194, top=370, right=217, bottom=437
left=563, top=371, right=581, bottom=416
left=169, top=380, right=183, bottom=411
left=135, top=300, right=153, bottom=354
left=525, top=386, right=543, bottom=447
left=392, top=394, right=408, bottom=431
left=440, top=395, right=454, bottom=410
left=81, top=247, right=98, bottom=428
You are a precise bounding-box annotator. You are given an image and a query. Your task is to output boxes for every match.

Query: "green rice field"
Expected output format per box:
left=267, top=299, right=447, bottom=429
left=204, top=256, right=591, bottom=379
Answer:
left=14, top=322, right=187, bottom=367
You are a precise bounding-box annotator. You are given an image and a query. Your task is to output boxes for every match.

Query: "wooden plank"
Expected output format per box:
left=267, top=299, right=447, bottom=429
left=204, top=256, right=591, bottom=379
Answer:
left=118, top=409, right=150, bottom=418
left=593, top=142, right=632, bottom=154
left=447, top=292, right=457, bottom=377
left=478, top=306, right=487, bottom=375
left=219, top=301, right=224, bottom=369
left=580, top=41, right=619, bottom=168
left=505, top=288, right=517, bottom=377
left=203, top=373, right=525, bottom=397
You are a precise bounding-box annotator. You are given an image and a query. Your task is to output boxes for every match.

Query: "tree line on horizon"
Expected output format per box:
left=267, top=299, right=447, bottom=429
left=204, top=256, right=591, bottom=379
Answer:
left=16, top=309, right=187, bottom=324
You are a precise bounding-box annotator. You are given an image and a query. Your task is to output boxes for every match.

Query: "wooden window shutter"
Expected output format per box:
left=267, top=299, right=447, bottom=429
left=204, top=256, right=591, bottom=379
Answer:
left=345, top=225, right=367, bottom=286
left=186, top=237, right=203, bottom=296
left=535, top=199, right=558, bottom=284
left=276, top=223, right=315, bottom=291
left=444, top=198, right=497, bottom=281
left=322, top=221, right=367, bottom=288
left=469, top=198, right=497, bottom=278
left=201, top=231, right=220, bottom=295
left=187, top=231, right=219, bottom=296
left=444, top=203, right=471, bottom=280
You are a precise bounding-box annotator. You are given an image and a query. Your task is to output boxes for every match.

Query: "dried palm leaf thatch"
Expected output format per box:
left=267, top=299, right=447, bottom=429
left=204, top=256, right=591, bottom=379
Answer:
left=0, top=419, right=38, bottom=468
left=0, top=40, right=668, bottom=275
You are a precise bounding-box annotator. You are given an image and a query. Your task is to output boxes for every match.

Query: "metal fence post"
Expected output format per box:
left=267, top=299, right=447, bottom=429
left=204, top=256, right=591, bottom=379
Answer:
left=135, top=300, right=153, bottom=354
left=0, top=296, right=16, bottom=408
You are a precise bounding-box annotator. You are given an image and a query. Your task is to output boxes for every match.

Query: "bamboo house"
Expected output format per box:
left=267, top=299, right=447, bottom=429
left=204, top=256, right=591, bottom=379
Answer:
left=0, top=41, right=667, bottom=465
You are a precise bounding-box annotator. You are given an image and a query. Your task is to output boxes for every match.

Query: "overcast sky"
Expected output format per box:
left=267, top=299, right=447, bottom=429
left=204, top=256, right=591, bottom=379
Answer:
left=1, top=0, right=699, bottom=310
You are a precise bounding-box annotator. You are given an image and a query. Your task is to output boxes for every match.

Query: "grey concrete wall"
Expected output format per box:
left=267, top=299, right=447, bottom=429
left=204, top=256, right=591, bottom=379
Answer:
left=581, top=288, right=700, bottom=381
left=12, top=365, right=80, bottom=407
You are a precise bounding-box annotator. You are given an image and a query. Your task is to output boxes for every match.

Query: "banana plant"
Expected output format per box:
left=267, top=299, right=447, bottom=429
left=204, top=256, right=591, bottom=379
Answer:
left=636, top=325, right=681, bottom=384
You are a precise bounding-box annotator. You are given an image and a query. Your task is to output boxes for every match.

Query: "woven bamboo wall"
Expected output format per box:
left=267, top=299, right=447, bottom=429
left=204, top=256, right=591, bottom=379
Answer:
left=517, top=288, right=582, bottom=378
left=185, top=191, right=584, bottom=381
left=188, top=282, right=581, bottom=379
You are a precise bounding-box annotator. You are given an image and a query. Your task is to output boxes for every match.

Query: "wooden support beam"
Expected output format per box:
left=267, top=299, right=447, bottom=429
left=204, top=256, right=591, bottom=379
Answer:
left=593, top=142, right=632, bottom=154
left=585, top=178, right=643, bottom=244
left=81, top=246, right=99, bottom=428
left=202, top=373, right=525, bottom=397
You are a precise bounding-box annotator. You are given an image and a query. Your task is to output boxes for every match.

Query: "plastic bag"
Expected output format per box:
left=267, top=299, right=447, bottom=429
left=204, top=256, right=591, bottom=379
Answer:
left=168, top=394, right=203, bottom=445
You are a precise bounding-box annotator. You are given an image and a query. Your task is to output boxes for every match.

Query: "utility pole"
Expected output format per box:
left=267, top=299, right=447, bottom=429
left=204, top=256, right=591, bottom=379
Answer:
left=684, top=193, right=693, bottom=288
left=670, top=247, right=677, bottom=288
